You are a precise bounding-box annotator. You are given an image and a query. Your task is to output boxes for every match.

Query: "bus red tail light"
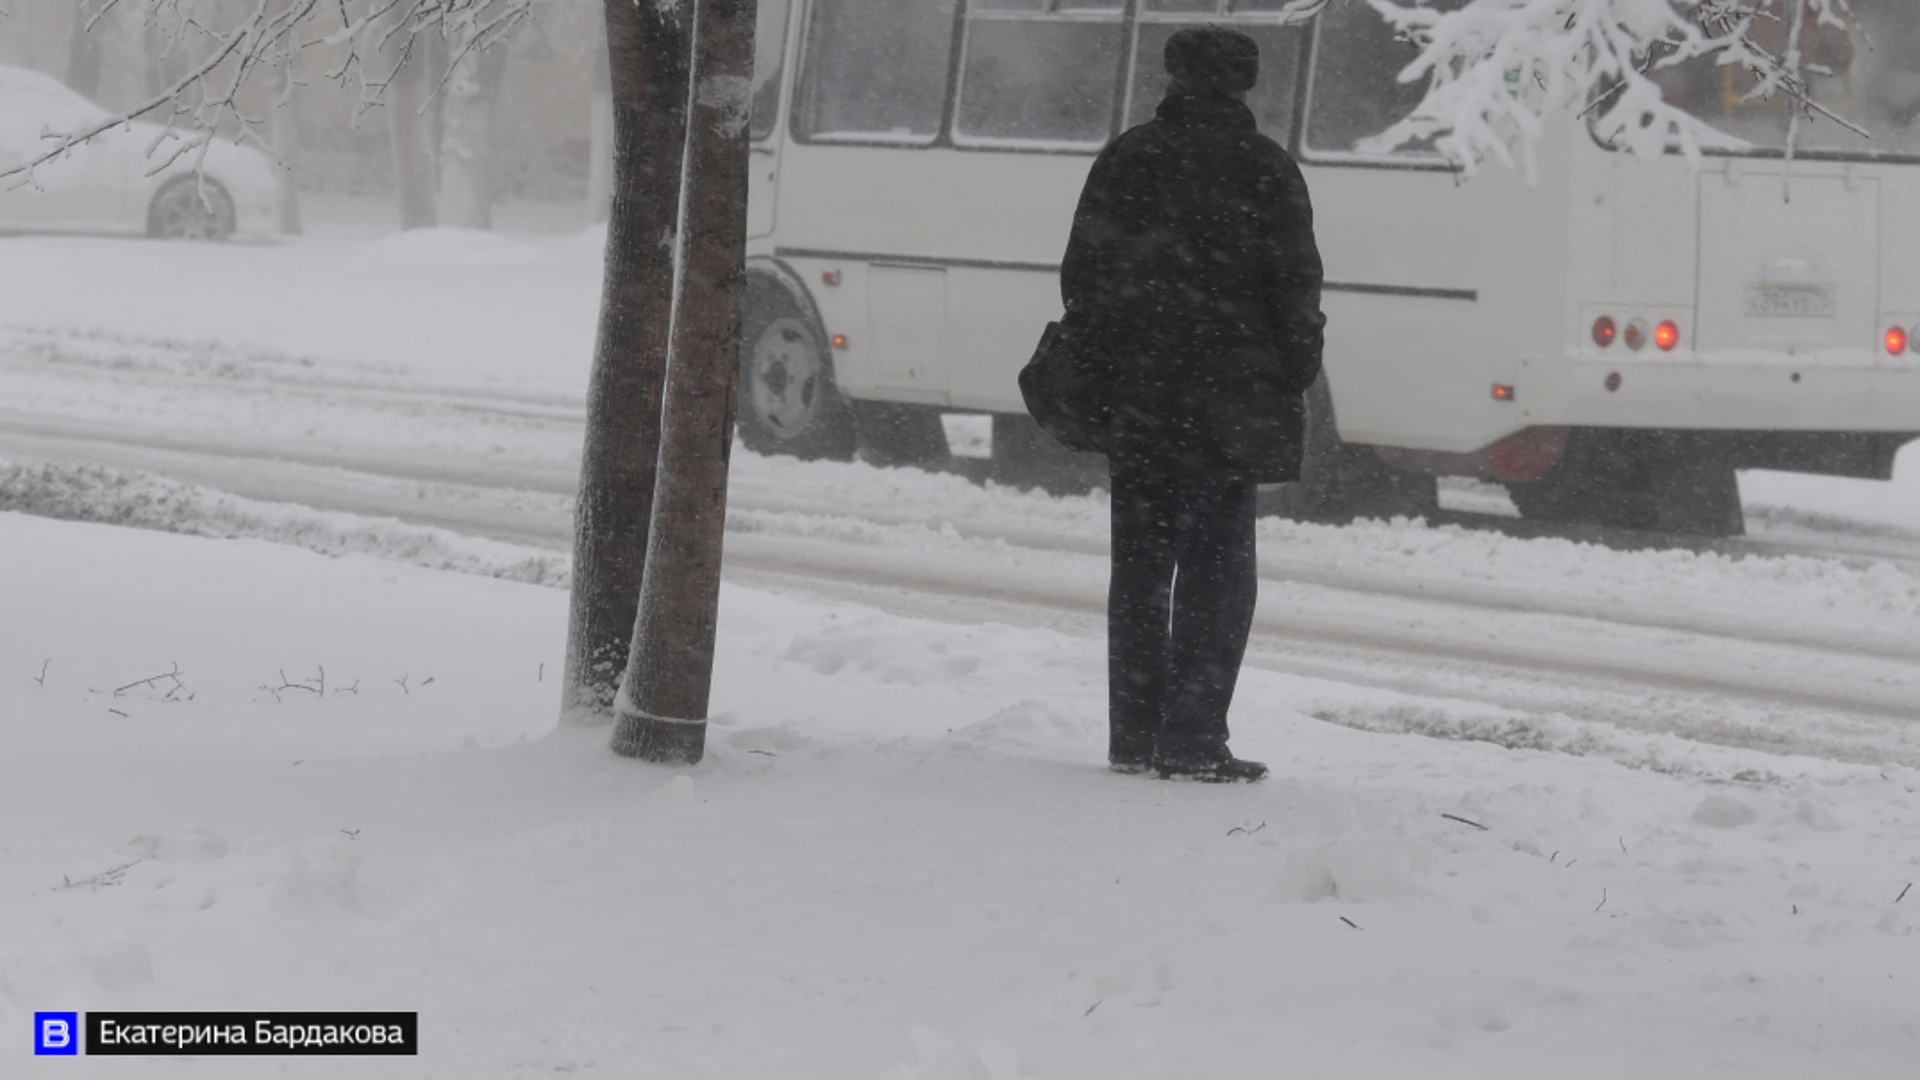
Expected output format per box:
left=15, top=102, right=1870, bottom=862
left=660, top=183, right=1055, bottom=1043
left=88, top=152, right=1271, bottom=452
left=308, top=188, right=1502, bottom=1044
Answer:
left=1591, top=316, right=1616, bottom=347
left=1887, top=326, right=1909, bottom=356
left=1654, top=320, right=1680, bottom=351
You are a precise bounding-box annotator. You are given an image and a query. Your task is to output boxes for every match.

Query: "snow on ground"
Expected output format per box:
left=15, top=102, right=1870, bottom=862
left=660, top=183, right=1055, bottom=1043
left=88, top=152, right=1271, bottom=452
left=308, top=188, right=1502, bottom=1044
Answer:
left=7, top=455, right=1920, bottom=773
left=0, top=223, right=603, bottom=398
left=4, top=509, right=1919, bottom=1079
left=4, top=203, right=1920, bottom=1076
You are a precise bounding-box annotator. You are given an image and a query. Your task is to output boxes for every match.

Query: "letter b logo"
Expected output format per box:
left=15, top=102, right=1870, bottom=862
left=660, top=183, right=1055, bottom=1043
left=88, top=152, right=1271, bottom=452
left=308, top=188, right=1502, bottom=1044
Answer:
left=35, top=1012, right=79, bottom=1056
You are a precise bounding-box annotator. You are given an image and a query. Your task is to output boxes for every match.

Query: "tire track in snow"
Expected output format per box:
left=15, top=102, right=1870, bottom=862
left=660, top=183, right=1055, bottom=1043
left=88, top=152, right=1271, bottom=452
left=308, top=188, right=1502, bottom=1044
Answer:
left=3, top=418, right=1915, bottom=672
left=5, top=451, right=1916, bottom=765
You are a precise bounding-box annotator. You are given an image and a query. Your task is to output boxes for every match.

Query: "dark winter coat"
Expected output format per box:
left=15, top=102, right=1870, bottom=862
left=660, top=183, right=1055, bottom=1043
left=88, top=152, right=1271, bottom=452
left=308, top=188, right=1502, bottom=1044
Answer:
left=1060, top=89, right=1326, bottom=482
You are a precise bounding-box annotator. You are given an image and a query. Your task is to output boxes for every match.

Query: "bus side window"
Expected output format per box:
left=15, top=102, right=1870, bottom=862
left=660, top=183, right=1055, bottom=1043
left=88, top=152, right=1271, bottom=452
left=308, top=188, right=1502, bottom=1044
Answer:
left=954, top=0, right=1126, bottom=147
left=795, top=0, right=957, bottom=143
left=1303, top=0, right=1457, bottom=158
left=750, top=0, right=792, bottom=142
left=1126, top=10, right=1306, bottom=143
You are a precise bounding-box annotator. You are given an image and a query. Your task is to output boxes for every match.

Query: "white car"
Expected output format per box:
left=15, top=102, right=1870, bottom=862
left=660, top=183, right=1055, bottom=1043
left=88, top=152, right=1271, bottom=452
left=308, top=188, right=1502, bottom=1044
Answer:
left=0, top=65, right=276, bottom=240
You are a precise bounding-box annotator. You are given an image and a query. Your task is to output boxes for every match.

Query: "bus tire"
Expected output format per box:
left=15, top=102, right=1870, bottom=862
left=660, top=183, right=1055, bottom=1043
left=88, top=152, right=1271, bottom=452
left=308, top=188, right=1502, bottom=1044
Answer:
left=1649, top=452, right=1745, bottom=537
left=736, top=278, right=856, bottom=461
left=1506, top=429, right=1658, bottom=531
left=1267, top=375, right=1437, bottom=524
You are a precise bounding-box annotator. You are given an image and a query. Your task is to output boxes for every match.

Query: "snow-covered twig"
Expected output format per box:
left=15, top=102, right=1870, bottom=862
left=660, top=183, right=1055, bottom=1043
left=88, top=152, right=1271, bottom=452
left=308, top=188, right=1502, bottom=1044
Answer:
left=59, top=858, right=146, bottom=891
left=114, top=662, right=186, bottom=698
left=1364, top=0, right=1867, bottom=174
left=0, top=0, right=535, bottom=187
left=260, top=666, right=325, bottom=701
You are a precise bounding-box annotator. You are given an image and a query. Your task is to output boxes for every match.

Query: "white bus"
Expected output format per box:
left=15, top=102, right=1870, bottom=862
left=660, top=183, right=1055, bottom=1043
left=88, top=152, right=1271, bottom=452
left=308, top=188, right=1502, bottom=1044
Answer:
left=734, top=0, right=1920, bottom=536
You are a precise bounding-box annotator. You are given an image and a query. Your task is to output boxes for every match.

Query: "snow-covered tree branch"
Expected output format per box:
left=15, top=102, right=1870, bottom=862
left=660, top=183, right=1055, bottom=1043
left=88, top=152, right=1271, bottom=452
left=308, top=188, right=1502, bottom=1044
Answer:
left=1361, top=0, right=1868, bottom=175
left=6, top=0, right=1882, bottom=186
left=0, top=0, right=532, bottom=185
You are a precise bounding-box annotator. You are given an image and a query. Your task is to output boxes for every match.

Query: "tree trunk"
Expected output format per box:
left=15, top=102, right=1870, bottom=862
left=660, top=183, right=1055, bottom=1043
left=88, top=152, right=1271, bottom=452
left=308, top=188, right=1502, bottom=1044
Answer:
left=271, top=40, right=303, bottom=236
left=559, top=0, right=694, bottom=724
left=440, top=34, right=507, bottom=230
left=611, top=0, right=759, bottom=765
left=66, top=0, right=108, bottom=100
left=383, top=25, right=438, bottom=230
left=587, top=20, right=615, bottom=226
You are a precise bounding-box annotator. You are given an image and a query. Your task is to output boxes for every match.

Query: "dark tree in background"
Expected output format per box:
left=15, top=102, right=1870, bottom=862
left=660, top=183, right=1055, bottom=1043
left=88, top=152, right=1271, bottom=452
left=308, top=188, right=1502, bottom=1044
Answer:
left=586, top=11, right=616, bottom=226
left=439, top=17, right=511, bottom=231
left=64, top=0, right=110, bottom=101
left=375, top=8, right=440, bottom=231
left=611, top=0, right=760, bottom=765
left=561, top=0, right=694, bottom=724
left=270, top=30, right=303, bottom=235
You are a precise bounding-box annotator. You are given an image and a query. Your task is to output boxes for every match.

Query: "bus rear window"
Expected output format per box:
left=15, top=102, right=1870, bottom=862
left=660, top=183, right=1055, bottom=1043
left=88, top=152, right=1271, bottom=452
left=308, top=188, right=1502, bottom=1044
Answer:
left=954, top=2, right=1126, bottom=149
left=1594, top=0, right=1920, bottom=159
left=795, top=0, right=957, bottom=144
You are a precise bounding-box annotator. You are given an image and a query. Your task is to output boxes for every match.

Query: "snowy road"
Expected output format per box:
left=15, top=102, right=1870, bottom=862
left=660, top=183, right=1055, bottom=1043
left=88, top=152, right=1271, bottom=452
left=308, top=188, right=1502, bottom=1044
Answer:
left=5, top=410, right=1919, bottom=772
left=4, top=245, right=1920, bottom=774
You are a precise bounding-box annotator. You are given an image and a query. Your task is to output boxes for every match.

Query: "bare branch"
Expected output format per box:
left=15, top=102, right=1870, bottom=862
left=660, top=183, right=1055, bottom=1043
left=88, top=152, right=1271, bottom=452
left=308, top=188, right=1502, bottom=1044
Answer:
left=59, top=858, right=145, bottom=891
left=114, top=663, right=185, bottom=698
left=2, top=0, right=535, bottom=187
left=259, top=667, right=325, bottom=701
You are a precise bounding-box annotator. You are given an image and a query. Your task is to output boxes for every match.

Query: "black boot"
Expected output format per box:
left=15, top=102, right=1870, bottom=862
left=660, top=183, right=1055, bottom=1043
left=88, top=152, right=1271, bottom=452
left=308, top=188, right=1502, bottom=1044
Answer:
left=1151, top=749, right=1268, bottom=783
left=1108, top=740, right=1155, bottom=775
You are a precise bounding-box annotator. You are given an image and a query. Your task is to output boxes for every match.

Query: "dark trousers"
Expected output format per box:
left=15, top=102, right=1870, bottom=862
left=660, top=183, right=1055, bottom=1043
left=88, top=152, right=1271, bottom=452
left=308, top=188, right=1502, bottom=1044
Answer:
left=1107, top=457, right=1259, bottom=761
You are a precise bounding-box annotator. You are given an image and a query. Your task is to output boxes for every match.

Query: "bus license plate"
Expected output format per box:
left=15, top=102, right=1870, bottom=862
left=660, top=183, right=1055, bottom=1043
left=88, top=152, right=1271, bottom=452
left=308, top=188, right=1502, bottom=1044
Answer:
left=1744, top=284, right=1835, bottom=318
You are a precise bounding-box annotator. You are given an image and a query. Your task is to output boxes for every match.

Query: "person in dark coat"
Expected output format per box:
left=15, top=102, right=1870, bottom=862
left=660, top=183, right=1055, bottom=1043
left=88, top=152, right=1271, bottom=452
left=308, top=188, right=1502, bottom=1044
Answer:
left=1061, top=26, right=1325, bottom=783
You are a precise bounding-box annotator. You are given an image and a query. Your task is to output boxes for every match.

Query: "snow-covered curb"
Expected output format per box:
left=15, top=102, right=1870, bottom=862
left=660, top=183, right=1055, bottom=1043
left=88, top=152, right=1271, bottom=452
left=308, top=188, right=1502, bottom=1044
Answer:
left=0, top=459, right=568, bottom=588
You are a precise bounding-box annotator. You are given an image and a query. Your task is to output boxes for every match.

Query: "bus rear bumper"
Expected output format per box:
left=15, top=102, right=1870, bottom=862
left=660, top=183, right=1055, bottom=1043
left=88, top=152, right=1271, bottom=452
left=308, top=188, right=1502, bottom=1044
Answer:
left=1514, top=354, right=1920, bottom=433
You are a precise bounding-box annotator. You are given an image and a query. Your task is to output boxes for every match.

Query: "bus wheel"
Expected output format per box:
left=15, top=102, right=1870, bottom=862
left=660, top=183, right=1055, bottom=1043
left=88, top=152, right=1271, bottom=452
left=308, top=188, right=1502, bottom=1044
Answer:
left=1505, top=468, right=1651, bottom=530
left=1265, top=375, right=1437, bottom=524
left=736, top=283, right=856, bottom=461
left=1502, top=429, right=1746, bottom=534
left=1506, top=430, right=1652, bottom=529
left=1648, top=450, right=1745, bottom=537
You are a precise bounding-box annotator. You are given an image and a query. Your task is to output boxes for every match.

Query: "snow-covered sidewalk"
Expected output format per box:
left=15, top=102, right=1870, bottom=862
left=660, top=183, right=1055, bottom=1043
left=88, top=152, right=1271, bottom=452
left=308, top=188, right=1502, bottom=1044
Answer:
left=3, top=510, right=1917, bottom=1078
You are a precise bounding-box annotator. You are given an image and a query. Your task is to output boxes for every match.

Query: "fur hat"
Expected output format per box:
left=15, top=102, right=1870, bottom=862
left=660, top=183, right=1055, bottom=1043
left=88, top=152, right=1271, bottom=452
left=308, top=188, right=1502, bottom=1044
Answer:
left=1165, top=27, right=1260, bottom=95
